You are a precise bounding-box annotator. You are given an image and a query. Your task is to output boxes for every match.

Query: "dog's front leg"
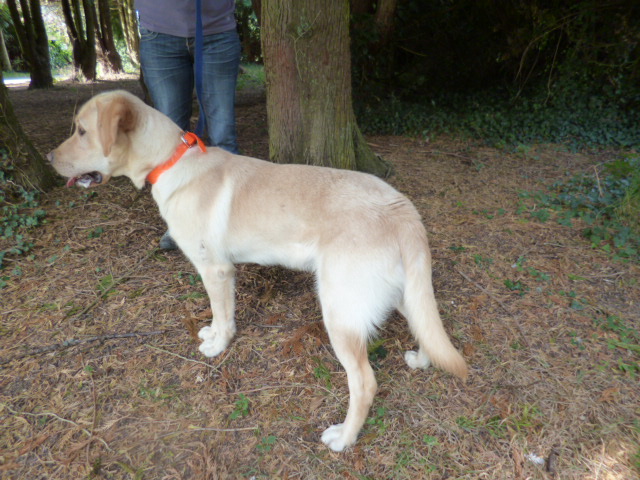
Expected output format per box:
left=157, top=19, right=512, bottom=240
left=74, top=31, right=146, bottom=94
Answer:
left=196, top=263, right=237, bottom=357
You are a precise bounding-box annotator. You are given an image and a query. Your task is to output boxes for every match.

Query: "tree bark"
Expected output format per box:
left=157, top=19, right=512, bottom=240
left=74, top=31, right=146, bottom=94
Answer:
left=117, top=0, right=139, bottom=66
left=350, top=0, right=372, bottom=16
left=0, top=73, right=56, bottom=191
left=61, top=0, right=97, bottom=81
left=96, top=0, right=124, bottom=74
left=261, top=0, right=391, bottom=177
left=374, top=0, right=397, bottom=47
left=0, top=30, right=12, bottom=72
left=6, top=0, right=53, bottom=89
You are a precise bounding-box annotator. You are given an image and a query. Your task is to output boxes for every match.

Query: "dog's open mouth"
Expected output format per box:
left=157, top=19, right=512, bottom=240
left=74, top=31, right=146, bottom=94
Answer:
left=66, top=172, right=103, bottom=188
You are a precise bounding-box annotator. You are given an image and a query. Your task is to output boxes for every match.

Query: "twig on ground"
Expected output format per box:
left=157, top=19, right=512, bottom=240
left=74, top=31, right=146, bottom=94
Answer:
left=0, top=330, right=166, bottom=365
left=233, top=382, right=338, bottom=398
left=426, top=150, right=476, bottom=161
left=187, top=426, right=258, bottom=433
left=2, top=405, right=111, bottom=451
left=65, top=249, right=158, bottom=319
left=145, top=344, right=223, bottom=370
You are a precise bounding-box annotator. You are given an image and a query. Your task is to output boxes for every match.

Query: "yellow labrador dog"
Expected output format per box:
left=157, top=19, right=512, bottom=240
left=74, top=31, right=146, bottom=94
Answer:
left=48, top=90, right=467, bottom=452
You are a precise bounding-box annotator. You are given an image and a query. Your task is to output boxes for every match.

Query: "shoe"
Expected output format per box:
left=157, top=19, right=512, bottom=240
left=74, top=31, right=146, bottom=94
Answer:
left=159, top=231, right=178, bottom=250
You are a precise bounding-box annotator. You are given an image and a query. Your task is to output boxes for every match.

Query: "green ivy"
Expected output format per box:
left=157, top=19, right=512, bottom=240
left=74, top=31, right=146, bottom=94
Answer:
left=519, top=155, right=640, bottom=262
left=356, top=78, right=640, bottom=150
left=0, top=147, right=47, bottom=271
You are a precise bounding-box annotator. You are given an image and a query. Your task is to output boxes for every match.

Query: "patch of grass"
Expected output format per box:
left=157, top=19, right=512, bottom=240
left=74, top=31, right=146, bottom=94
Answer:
left=513, top=256, right=551, bottom=283
left=312, top=358, right=332, bottom=390
left=392, top=435, right=436, bottom=475
left=455, top=415, right=480, bottom=432
left=138, top=385, right=174, bottom=403
left=115, top=461, right=145, bottom=480
left=456, top=404, right=542, bottom=439
left=2, top=71, right=30, bottom=80
left=504, top=279, right=528, bottom=296
left=473, top=254, right=493, bottom=269
left=177, top=292, right=207, bottom=300
left=237, top=63, right=265, bottom=91
left=229, top=393, right=250, bottom=420
left=177, top=272, right=202, bottom=286
left=367, top=338, right=388, bottom=367
left=473, top=208, right=506, bottom=220
left=365, top=406, right=389, bottom=436
left=256, top=434, right=277, bottom=453
left=88, top=226, right=104, bottom=238
left=97, top=274, right=117, bottom=296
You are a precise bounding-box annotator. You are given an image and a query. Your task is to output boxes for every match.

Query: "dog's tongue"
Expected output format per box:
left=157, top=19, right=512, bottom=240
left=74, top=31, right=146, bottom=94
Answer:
left=66, top=173, right=101, bottom=188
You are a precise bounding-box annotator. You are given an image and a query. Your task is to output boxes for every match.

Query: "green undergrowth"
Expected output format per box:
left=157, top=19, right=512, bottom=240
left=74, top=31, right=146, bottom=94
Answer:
left=595, top=314, right=640, bottom=378
left=356, top=80, right=639, bottom=150
left=237, top=63, right=265, bottom=91
left=0, top=147, right=46, bottom=280
left=519, top=154, right=640, bottom=262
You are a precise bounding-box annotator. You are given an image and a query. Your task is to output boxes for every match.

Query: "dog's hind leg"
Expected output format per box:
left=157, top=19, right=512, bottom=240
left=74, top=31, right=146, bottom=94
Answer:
left=316, top=258, right=392, bottom=451
left=320, top=323, right=377, bottom=452
left=196, top=263, right=237, bottom=358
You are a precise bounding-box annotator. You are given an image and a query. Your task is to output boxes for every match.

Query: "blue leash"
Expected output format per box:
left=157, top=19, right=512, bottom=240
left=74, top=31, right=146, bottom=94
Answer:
left=194, top=0, right=206, bottom=138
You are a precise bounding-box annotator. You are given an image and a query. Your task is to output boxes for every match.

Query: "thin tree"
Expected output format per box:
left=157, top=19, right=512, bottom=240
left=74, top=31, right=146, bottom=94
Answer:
left=351, top=0, right=398, bottom=47
left=0, top=29, right=12, bottom=71
left=6, top=0, right=53, bottom=89
left=260, top=0, right=391, bottom=176
left=116, top=0, right=138, bottom=66
left=96, top=0, right=123, bottom=73
left=61, top=0, right=97, bottom=81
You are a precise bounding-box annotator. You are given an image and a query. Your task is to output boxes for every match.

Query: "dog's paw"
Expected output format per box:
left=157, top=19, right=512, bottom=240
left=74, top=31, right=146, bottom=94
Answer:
left=198, top=326, right=215, bottom=341
left=321, top=423, right=354, bottom=452
left=197, top=326, right=229, bottom=358
left=404, top=350, right=431, bottom=369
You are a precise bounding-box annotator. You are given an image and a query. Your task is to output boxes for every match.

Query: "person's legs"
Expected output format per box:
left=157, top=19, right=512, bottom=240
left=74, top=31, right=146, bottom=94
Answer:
left=198, top=30, right=241, bottom=154
left=139, top=27, right=194, bottom=131
left=140, top=28, right=194, bottom=250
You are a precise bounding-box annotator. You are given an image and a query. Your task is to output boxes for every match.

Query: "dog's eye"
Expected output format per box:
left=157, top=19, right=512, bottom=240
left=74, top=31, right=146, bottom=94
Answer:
left=77, top=126, right=86, bottom=136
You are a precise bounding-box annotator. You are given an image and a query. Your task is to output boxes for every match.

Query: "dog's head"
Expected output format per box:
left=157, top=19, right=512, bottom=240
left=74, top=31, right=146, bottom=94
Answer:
left=48, top=90, right=139, bottom=188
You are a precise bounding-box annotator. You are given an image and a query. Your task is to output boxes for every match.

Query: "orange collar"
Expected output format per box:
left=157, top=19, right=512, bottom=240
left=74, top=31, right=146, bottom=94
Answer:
left=146, top=132, right=207, bottom=185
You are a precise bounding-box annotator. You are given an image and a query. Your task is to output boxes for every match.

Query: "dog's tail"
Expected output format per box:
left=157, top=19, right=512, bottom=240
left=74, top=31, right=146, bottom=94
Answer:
left=400, top=223, right=468, bottom=380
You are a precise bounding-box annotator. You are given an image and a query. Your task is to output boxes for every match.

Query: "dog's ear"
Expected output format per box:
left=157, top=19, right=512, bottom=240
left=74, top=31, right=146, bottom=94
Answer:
left=97, top=95, right=137, bottom=157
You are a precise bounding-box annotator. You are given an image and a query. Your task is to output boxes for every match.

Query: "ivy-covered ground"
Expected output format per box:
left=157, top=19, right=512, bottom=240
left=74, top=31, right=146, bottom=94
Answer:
left=1, top=78, right=639, bottom=479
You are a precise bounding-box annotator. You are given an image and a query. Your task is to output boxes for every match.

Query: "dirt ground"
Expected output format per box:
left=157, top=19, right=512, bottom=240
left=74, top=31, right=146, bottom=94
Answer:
left=1, top=77, right=639, bottom=479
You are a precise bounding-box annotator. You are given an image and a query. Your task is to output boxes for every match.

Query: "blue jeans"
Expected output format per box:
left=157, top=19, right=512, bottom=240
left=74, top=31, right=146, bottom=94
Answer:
left=139, top=27, right=241, bottom=154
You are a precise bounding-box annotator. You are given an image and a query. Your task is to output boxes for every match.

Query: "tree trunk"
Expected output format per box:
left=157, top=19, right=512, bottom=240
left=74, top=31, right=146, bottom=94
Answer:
left=96, top=0, right=124, bottom=74
left=0, top=30, right=12, bottom=71
left=350, top=0, right=372, bottom=16
left=61, top=0, right=97, bottom=81
left=6, top=0, right=53, bottom=89
left=0, top=73, right=56, bottom=191
left=117, top=0, right=139, bottom=66
left=261, top=0, right=391, bottom=177
left=374, top=0, right=397, bottom=46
